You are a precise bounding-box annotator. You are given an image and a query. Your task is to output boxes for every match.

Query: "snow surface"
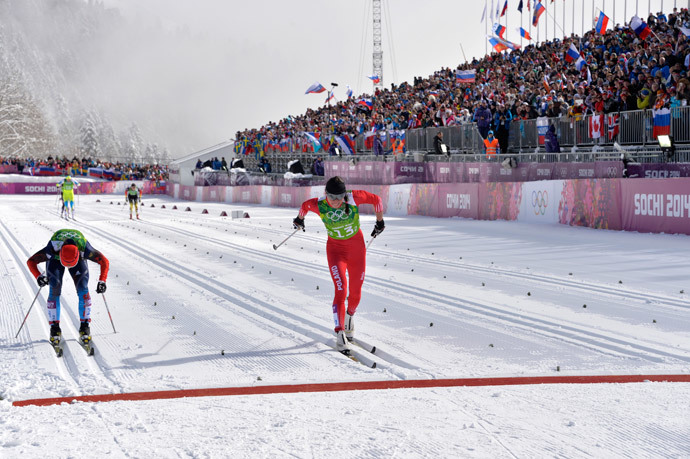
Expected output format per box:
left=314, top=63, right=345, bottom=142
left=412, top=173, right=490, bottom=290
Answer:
left=1, top=187, right=689, bottom=458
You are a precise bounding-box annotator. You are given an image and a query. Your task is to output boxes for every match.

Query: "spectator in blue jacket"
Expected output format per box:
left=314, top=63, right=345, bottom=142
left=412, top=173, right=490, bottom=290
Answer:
left=545, top=124, right=561, bottom=155
left=373, top=133, right=385, bottom=156
left=472, top=101, right=492, bottom=138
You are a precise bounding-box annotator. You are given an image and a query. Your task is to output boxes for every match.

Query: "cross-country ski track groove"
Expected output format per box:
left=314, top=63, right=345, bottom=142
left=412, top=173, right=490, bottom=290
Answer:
left=92, top=210, right=690, bottom=366
left=0, top=219, right=121, bottom=397
left=4, top=198, right=689, bottom=407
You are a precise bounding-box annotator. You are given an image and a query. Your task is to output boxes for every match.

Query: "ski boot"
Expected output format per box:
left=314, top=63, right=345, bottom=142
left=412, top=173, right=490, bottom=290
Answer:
left=129, top=214, right=133, bottom=220
left=344, top=313, right=355, bottom=342
left=336, top=330, right=351, bottom=355
left=136, top=213, right=140, bottom=220
left=49, top=323, right=62, bottom=346
left=79, top=321, right=91, bottom=345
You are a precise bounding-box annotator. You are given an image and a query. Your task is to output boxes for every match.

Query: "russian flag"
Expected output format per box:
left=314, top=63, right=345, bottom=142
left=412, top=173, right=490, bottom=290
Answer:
left=652, top=108, right=671, bottom=139
left=346, top=85, right=353, bottom=98
left=532, top=2, right=545, bottom=26
left=336, top=134, right=356, bottom=155
left=565, top=44, right=586, bottom=70
left=367, top=75, right=380, bottom=84
left=595, top=11, right=609, bottom=34
left=517, top=27, right=531, bottom=40
left=357, top=98, right=373, bottom=110
left=305, top=82, right=326, bottom=94
left=500, top=0, right=508, bottom=17
left=488, top=36, right=520, bottom=52
left=630, top=15, right=651, bottom=40
left=456, top=69, right=476, bottom=83
left=565, top=43, right=580, bottom=63
left=326, top=91, right=335, bottom=103
left=494, top=23, right=506, bottom=38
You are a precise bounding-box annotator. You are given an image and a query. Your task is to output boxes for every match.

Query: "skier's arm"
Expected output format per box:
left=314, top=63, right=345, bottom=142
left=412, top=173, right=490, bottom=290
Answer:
left=84, top=243, right=109, bottom=282
left=353, top=190, right=385, bottom=235
left=297, top=198, right=320, bottom=219
left=352, top=190, right=383, bottom=214
left=27, top=250, right=48, bottom=279
left=294, top=198, right=319, bottom=230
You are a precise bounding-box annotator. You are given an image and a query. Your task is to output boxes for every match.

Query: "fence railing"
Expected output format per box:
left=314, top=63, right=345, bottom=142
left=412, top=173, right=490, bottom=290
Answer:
left=239, top=107, right=690, bottom=172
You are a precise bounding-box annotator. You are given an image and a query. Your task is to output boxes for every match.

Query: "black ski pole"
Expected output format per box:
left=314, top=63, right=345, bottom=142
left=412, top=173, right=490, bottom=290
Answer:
left=273, top=228, right=301, bottom=251
left=15, top=287, right=43, bottom=339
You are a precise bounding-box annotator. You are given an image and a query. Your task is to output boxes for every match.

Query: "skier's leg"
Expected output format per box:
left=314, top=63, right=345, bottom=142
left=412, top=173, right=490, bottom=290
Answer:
left=345, top=234, right=367, bottom=316
left=46, top=260, right=64, bottom=325
left=69, top=260, right=91, bottom=323
left=326, top=242, right=348, bottom=333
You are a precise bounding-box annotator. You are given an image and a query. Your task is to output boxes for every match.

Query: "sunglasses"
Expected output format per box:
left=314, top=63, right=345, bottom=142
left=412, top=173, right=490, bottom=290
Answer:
left=326, top=192, right=346, bottom=201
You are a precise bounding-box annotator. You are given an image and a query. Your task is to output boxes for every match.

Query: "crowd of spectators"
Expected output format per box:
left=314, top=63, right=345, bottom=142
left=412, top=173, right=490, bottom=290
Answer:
left=234, top=8, right=690, bottom=156
left=0, top=155, right=168, bottom=181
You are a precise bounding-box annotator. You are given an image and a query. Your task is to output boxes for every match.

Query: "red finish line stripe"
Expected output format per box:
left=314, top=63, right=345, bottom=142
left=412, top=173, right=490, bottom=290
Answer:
left=12, top=374, right=690, bottom=407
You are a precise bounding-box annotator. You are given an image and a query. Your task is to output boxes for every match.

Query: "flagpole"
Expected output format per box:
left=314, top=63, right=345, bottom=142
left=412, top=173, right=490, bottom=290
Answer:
left=553, top=0, right=556, bottom=40
left=580, top=0, right=585, bottom=40
left=484, top=0, right=489, bottom=56
left=572, top=0, right=575, bottom=37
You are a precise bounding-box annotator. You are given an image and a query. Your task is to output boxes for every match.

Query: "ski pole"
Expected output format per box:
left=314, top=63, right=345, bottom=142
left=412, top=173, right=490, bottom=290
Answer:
left=366, top=234, right=377, bottom=250
left=101, top=293, right=117, bottom=333
left=273, top=228, right=301, bottom=251
left=15, top=287, right=43, bottom=339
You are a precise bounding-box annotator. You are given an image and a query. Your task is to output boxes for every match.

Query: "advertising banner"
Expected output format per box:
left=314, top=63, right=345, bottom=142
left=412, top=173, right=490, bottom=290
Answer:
left=0, top=182, right=121, bottom=195
left=626, top=163, right=690, bottom=179
left=435, top=183, right=480, bottom=219
left=478, top=182, right=523, bottom=220
left=394, top=162, right=426, bottom=183
left=527, top=163, right=554, bottom=181
left=558, top=178, right=622, bottom=230
left=386, top=184, right=413, bottom=216
left=620, top=178, right=690, bottom=235
left=518, top=180, right=563, bottom=224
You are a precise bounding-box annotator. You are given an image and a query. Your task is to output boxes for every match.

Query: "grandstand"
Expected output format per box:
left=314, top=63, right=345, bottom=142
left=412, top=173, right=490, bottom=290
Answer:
left=230, top=8, right=690, bottom=175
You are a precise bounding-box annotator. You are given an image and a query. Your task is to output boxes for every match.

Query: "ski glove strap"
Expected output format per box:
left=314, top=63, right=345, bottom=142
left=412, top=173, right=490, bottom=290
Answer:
left=37, top=275, right=49, bottom=287
left=371, top=219, right=385, bottom=237
left=293, top=216, right=305, bottom=231
left=96, top=281, right=107, bottom=294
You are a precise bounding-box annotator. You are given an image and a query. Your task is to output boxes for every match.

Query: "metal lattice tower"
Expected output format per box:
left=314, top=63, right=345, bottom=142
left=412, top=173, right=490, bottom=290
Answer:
left=372, top=0, right=383, bottom=90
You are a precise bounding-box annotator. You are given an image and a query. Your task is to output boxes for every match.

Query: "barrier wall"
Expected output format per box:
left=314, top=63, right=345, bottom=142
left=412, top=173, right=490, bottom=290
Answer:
left=167, top=178, right=690, bottom=236
left=325, top=160, right=625, bottom=184
left=0, top=180, right=166, bottom=195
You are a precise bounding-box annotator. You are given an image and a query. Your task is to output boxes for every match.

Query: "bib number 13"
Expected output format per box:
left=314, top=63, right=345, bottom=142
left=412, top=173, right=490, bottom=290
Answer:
left=331, top=224, right=355, bottom=238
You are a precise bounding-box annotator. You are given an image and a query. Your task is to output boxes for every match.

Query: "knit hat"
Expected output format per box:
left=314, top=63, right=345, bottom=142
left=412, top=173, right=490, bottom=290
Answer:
left=325, top=176, right=347, bottom=196
left=60, top=244, right=79, bottom=268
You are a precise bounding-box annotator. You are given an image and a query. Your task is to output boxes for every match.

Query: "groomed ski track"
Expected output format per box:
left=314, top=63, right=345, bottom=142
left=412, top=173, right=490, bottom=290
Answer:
left=1, top=194, right=689, bottom=406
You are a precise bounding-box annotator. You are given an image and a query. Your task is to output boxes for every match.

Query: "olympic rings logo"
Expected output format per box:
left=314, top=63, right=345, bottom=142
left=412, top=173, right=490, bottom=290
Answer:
left=327, top=209, right=349, bottom=221
left=531, top=190, right=548, bottom=215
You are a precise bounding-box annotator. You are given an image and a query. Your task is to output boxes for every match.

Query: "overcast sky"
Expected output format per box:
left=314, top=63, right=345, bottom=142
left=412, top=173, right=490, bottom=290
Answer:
left=102, top=0, right=676, bottom=157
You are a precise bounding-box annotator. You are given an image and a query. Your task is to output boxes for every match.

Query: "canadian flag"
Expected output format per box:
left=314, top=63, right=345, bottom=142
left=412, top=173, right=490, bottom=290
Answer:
left=589, top=114, right=604, bottom=139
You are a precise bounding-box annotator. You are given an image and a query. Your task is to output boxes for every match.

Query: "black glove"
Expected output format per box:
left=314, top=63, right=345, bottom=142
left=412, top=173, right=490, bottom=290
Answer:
left=96, top=281, right=107, bottom=294
left=37, top=275, right=49, bottom=287
left=371, top=219, right=385, bottom=237
left=293, top=216, right=305, bottom=231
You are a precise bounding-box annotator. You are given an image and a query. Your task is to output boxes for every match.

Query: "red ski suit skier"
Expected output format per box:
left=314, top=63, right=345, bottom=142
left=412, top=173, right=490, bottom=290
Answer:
left=298, top=190, right=383, bottom=332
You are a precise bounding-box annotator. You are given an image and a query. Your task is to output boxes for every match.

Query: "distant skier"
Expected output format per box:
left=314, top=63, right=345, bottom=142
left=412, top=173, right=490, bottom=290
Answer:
left=292, top=176, right=385, bottom=354
left=57, top=176, right=79, bottom=219
left=26, top=229, right=109, bottom=346
left=125, top=183, right=142, bottom=220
